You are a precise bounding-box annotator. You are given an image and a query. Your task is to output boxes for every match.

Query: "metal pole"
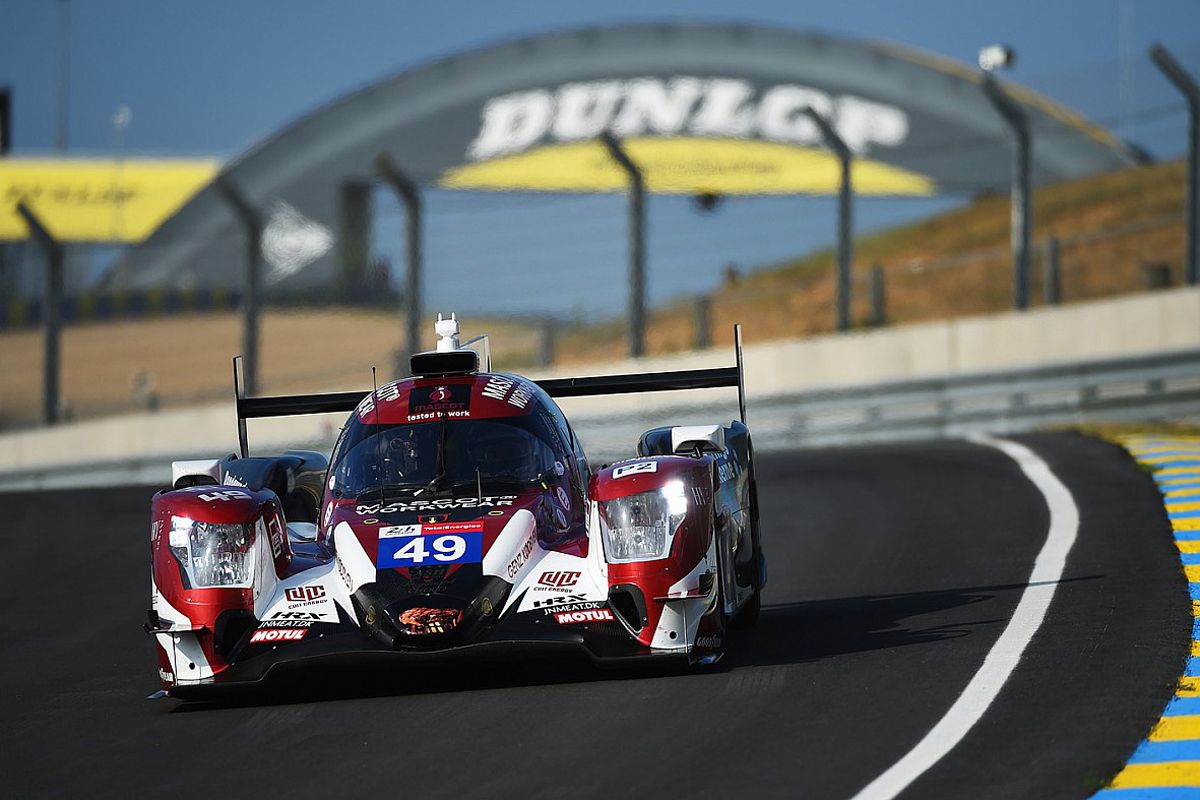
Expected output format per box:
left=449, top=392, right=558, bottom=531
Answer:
left=1042, top=235, right=1061, bottom=305
left=17, top=202, right=63, bottom=424
left=538, top=319, right=556, bottom=368
left=694, top=294, right=712, bottom=350
left=56, top=0, right=70, bottom=152
left=869, top=264, right=886, bottom=326
left=600, top=132, right=646, bottom=358
left=981, top=73, right=1033, bottom=310
left=1151, top=44, right=1200, bottom=285
left=375, top=156, right=423, bottom=371
left=214, top=176, right=262, bottom=397
left=803, top=107, right=854, bottom=332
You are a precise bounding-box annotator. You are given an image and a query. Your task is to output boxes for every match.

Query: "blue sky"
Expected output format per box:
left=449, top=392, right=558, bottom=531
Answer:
left=2, top=0, right=1198, bottom=315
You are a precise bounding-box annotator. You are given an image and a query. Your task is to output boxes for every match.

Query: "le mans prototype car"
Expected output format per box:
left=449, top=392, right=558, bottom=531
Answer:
left=147, top=315, right=765, bottom=697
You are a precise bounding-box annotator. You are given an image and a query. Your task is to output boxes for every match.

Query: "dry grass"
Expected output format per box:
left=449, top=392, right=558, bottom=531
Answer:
left=0, top=310, right=537, bottom=427
left=552, top=159, right=1188, bottom=364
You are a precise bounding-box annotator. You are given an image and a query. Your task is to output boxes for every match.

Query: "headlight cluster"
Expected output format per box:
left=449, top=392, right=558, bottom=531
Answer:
left=169, top=516, right=254, bottom=588
left=598, top=480, right=688, bottom=563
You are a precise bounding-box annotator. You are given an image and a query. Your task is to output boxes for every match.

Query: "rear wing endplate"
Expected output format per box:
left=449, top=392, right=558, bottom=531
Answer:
left=234, top=324, right=747, bottom=458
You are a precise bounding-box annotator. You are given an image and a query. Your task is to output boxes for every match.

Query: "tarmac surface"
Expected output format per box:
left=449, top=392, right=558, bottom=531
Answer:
left=0, top=432, right=1188, bottom=799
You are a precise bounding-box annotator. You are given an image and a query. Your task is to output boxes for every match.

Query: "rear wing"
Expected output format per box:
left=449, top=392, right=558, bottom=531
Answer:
left=234, top=324, right=747, bottom=458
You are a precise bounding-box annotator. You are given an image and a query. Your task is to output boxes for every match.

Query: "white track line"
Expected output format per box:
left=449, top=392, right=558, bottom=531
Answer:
left=850, top=435, right=1081, bottom=800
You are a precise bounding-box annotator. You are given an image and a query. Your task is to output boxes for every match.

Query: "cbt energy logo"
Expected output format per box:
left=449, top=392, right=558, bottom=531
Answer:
left=467, top=76, right=909, bottom=160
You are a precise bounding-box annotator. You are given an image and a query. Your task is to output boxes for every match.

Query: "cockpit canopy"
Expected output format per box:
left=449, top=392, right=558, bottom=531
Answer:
left=329, top=415, right=561, bottom=496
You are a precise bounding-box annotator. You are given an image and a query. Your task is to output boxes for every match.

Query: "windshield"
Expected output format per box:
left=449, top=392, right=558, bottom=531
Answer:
left=329, top=416, right=559, bottom=497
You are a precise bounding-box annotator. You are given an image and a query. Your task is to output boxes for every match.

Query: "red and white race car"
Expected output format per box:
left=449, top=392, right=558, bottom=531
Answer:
left=146, top=316, right=765, bottom=697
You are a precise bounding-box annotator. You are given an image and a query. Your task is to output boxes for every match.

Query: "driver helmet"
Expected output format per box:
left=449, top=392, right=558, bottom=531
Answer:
left=470, top=427, right=535, bottom=479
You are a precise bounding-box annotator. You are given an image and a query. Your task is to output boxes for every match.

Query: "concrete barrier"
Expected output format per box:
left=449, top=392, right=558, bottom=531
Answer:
left=1, top=286, right=1196, bottom=476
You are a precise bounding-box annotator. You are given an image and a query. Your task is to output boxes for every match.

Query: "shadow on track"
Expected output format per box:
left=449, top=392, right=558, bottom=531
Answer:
left=165, top=577, right=1098, bottom=712
left=726, top=577, right=1099, bottom=669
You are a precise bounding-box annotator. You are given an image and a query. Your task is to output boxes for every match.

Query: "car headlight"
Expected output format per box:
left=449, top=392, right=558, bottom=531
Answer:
left=169, top=515, right=254, bottom=588
left=598, top=480, right=688, bottom=563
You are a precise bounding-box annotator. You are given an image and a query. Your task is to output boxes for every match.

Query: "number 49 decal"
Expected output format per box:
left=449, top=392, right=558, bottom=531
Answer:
left=378, top=531, right=483, bottom=568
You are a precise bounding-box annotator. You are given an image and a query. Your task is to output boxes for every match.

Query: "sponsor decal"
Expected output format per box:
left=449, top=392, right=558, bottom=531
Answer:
left=284, top=586, right=326, bottom=604
left=531, top=593, right=587, bottom=609
left=555, top=608, right=615, bottom=624
left=259, top=617, right=319, bottom=628
left=466, top=77, right=909, bottom=162
left=197, top=489, right=249, bottom=502
left=357, top=496, right=515, bottom=514
left=696, top=634, right=723, bottom=649
left=222, top=472, right=248, bottom=488
left=506, top=530, right=536, bottom=579
left=158, top=667, right=173, bottom=683
left=150, top=519, right=163, bottom=545
left=323, top=502, right=334, bottom=526
left=537, top=570, right=581, bottom=590
left=555, top=486, right=570, bottom=508
left=377, top=526, right=484, bottom=568
left=408, top=383, right=471, bottom=421
left=356, top=382, right=402, bottom=419
left=379, top=524, right=422, bottom=539
left=250, top=628, right=308, bottom=643
left=480, top=597, right=494, bottom=616
left=267, top=515, right=285, bottom=558
left=398, top=607, right=462, bottom=635
left=336, top=556, right=353, bottom=591
left=612, top=461, right=657, bottom=479
left=538, top=600, right=606, bottom=617
left=716, top=458, right=741, bottom=483
left=479, top=375, right=534, bottom=409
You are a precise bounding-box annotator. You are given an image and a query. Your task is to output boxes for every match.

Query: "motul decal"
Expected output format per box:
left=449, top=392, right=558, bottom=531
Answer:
left=250, top=628, right=308, bottom=643
left=612, top=461, right=657, bottom=479
left=554, top=608, right=615, bottom=624
left=537, top=570, right=581, bottom=590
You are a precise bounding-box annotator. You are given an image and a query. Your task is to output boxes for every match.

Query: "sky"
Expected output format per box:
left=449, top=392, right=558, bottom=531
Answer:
left=2, top=0, right=1198, bottom=316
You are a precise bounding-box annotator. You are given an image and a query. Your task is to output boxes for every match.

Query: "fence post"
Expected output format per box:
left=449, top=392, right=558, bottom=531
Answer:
left=375, top=156, right=423, bottom=373
left=600, top=132, right=646, bottom=358
left=215, top=176, right=263, bottom=397
left=869, top=264, right=886, bottom=326
left=1150, top=44, right=1199, bottom=285
left=981, top=73, right=1033, bottom=310
left=1042, top=235, right=1061, bottom=305
left=16, top=202, right=63, bottom=425
left=803, top=107, right=854, bottom=332
left=538, top=319, right=557, bottom=368
left=693, top=295, right=712, bottom=350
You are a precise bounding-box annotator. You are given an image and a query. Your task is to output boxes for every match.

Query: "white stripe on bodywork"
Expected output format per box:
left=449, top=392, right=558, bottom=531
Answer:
left=333, top=521, right=376, bottom=595
left=850, top=435, right=1081, bottom=800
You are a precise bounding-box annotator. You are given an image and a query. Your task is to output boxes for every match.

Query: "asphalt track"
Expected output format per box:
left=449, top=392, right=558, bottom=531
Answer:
left=0, top=432, right=1189, bottom=799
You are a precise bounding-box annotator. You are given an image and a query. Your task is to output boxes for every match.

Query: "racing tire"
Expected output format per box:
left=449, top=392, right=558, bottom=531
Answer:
left=730, top=589, right=760, bottom=630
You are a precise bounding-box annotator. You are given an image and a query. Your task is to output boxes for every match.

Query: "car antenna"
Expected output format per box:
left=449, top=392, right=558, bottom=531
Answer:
left=372, top=367, right=385, bottom=502
left=476, top=467, right=483, bottom=504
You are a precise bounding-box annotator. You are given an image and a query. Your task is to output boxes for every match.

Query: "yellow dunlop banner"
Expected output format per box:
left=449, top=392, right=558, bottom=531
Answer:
left=1, top=158, right=219, bottom=243
left=441, top=138, right=934, bottom=196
